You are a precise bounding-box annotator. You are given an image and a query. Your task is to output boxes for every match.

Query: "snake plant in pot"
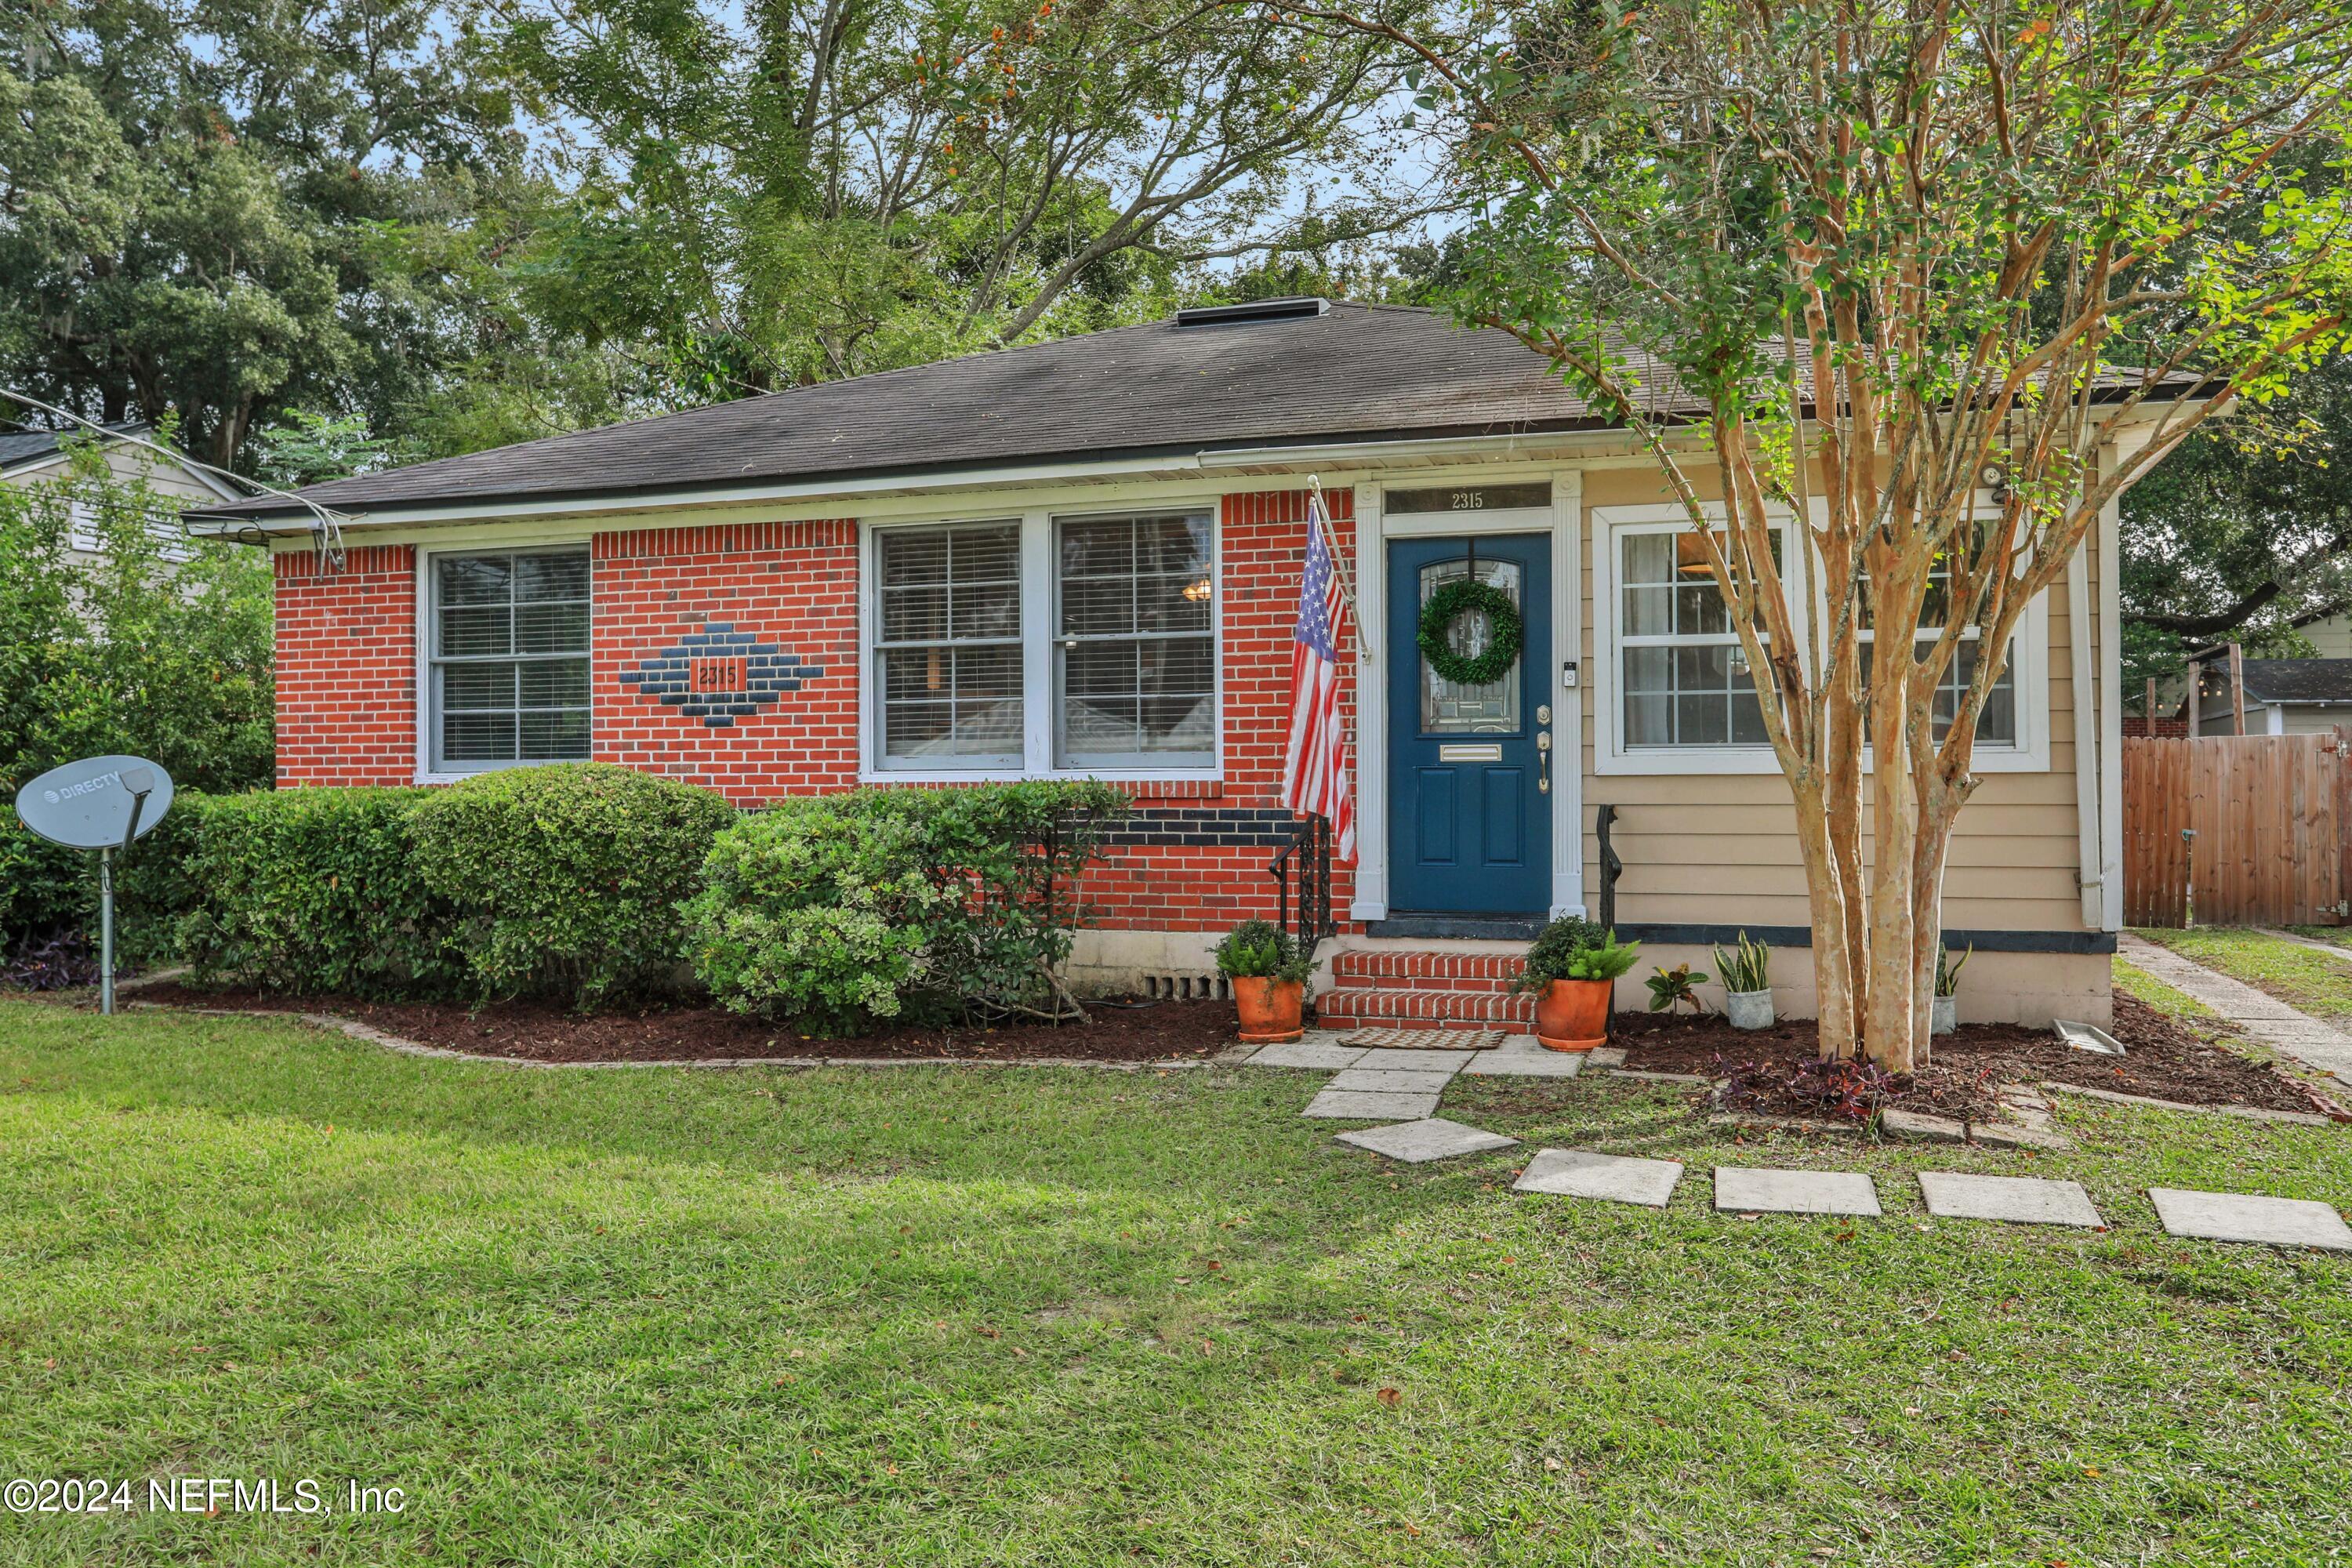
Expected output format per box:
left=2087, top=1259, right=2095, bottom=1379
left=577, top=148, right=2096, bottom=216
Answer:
left=1515, top=916, right=1641, bottom=1052
left=1217, top=920, right=1312, bottom=1043
left=1932, top=942, right=1970, bottom=1036
left=1713, top=931, right=1775, bottom=1029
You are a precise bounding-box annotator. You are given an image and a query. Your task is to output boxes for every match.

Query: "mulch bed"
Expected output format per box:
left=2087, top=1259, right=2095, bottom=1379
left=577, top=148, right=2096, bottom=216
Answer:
left=128, top=982, right=1239, bottom=1065
left=1613, top=993, right=2332, bottom=1120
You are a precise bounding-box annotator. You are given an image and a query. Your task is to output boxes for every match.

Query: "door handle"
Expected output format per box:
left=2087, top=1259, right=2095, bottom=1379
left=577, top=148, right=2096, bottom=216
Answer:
left=1536, top=729, right=1552, bottom=794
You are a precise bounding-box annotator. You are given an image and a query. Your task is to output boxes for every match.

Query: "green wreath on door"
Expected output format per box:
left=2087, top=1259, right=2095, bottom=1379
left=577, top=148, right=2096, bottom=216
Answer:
left=1417, top=578, right=1523, bottom=686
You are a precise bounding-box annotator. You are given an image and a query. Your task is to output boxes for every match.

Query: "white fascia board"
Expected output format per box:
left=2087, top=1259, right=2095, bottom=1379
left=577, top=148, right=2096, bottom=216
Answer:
left=192, top=429, right=1653, bottom=541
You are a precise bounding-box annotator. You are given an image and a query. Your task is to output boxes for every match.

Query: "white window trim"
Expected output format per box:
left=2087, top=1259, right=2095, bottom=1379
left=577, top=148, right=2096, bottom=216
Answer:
left=1592, top=502, right=2053, bottom=777
left=856, top=506, right=1225, bottom=783
left=412, top=538, right=597, bottom=781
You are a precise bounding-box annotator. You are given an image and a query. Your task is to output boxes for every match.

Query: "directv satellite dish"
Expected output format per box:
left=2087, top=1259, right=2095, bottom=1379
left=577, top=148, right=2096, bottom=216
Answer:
left=15, top=755, right=173, bottom=849
left=13, top=754, right=175, bottom=1015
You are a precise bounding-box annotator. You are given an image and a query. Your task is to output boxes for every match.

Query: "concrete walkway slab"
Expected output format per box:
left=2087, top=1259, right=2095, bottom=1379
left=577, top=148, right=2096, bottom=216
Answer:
left=1301, top=1087, right=1442, bottom=1121
left=1326, top=1068, right=1460, bottom=1095
left=1462, top=1044, right=1585, bottom=1077
left=1715, top=1166, right=1882, bottom=1217
left=1513, top=1148, right=1684, bottom=1207
left=2149, top=1187, right=2352, bottom=1251
left=1243, top=1040, right=1368, bottom=1070
left=1918, top=1171, right=2103, bottom=1228
left=2120, top=933, right=2352, bottom=1085
left=1336, top=1118, right=1519, bottom=1163
left=1350, top=1048, right=1473, bottom=1074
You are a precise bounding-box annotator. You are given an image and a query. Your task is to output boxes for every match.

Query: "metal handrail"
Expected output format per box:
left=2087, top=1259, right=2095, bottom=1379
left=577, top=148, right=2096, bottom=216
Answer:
left=1270, top=815, right=1336, bottom=961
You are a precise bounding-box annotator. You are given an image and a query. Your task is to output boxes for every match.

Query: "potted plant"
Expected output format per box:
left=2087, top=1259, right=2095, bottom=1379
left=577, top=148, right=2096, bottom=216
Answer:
left=1217, top=919, right=1312, bottom=1044
left=1933, top=942, right=1970, bottom=1036
left=1646, top=962, right=1710, bottom=1014
left=1713, top=931, right=1775, bottom=1029
left=1515, top=917, right=1641, bottom=1053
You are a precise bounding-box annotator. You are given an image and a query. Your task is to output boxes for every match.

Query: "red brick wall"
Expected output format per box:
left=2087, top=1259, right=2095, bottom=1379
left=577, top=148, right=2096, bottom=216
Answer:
left=272, top=494, right=1359, bottom=932
left=1073, top=488, right=1360, bottom=932
left=593, top=521, right=859, bottom=803
left=274, top=544, right=417, bottom=786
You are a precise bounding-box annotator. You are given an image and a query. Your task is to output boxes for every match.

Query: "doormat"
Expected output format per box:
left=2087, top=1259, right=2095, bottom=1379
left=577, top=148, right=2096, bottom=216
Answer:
left=1336, top=1028, right=1505, bottom=1051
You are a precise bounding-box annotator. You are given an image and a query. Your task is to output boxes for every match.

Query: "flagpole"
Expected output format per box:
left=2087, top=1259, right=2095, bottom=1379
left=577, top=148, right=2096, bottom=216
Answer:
left=1305, top=474, right=1367, bottom=664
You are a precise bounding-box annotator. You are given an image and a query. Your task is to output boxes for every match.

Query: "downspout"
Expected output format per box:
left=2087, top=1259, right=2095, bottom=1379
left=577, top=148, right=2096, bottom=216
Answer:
left=2068, top=528, right=2103, bottom=931
left=2098, top=495, right=2125, bottom=931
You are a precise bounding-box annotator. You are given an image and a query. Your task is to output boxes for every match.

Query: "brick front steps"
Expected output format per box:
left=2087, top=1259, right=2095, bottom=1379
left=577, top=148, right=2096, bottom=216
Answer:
left=1316, top=946, right=1535, bottom=1032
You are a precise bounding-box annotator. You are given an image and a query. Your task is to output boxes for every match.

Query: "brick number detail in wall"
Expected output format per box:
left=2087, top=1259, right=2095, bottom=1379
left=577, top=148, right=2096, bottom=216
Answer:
left=616, top=622, right=827, bottom=728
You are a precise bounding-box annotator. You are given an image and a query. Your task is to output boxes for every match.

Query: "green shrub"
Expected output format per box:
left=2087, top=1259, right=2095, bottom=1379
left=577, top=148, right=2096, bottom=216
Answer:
left=1214, top=919, right=1312, bottom=984
left=684, top=780, right=1125, bottom=1033
left=409, top=764, right=736, bottom=1007
left=168, top=788, right=464, bottom=997
left=1513, top=914, right=1607, bottom=990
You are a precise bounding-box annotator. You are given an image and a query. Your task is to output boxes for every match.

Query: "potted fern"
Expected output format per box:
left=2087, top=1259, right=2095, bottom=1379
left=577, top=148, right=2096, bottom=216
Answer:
left=1932, top=942, right=1970, bottom=1036
left=1515, top=916, right=1641, bottom=1053
left=1713, top=931, right=1774, bottom=1029
left=1217, top=919, right=1312, bottom=1044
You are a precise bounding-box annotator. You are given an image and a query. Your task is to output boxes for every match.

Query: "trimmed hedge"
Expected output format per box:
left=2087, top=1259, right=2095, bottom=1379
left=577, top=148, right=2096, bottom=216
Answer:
left=409, top=764, right=736, bottom=1007
left=684, top=781, right=1125, bottom=1033
left=171, top=787, right=464, bottom=998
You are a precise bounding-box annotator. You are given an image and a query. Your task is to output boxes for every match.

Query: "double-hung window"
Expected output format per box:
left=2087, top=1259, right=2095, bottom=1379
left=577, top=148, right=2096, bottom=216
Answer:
left=873, top=522, right=1025, bottom=768
left=428, top=548, right=591, bottom=771
left=868, top=510, right=1217, bottom=774
left=1616, top=524, right=1781, bottom=749
left=1054, top=514, right=1214, bottom=768
left=1857, top=549, right=2018, bottom=747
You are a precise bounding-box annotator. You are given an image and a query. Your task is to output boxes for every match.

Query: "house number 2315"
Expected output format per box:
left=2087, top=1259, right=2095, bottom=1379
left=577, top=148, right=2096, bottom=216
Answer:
left=1451, top=491, right=1485, bottom=510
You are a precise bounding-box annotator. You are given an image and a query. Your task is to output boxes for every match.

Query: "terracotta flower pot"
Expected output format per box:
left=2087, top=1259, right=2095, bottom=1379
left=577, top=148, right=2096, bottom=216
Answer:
left=1535, top=977, right=1612, bottom=1052
left=1233, top=975, right=1305, bottom=1044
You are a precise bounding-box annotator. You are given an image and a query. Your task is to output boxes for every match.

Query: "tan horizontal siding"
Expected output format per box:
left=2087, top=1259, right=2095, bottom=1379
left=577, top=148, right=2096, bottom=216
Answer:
left=1573, top=465, right=2092, bottom=935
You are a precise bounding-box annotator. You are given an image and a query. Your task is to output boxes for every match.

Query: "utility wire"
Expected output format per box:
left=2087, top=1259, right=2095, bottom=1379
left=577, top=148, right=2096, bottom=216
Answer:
left=1, top=388, right=349, bottom=571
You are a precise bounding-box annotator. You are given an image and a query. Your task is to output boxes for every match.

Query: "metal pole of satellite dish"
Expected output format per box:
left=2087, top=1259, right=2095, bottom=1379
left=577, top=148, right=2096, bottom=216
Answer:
left=98, top=847, right=114, bottom=1015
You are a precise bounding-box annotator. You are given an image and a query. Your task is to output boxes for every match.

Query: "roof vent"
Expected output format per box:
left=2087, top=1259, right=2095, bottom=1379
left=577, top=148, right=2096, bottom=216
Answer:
left=1173, top=296, right=1331, bottom=328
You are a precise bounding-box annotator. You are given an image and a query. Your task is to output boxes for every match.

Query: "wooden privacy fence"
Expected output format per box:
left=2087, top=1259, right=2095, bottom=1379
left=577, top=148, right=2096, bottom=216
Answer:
left=2122, top=731, right=2350, bottom=927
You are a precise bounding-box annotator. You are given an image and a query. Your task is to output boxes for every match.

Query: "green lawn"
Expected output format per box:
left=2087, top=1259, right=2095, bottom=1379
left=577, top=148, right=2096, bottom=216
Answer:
left=2, top=990, right=2350, bottom=1566
left=2135, top=926, right=2352, bottom=1027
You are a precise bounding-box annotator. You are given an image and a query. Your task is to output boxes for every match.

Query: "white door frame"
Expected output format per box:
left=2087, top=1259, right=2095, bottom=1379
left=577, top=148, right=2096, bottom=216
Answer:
left=1349, top=470, right=1584, bottom=922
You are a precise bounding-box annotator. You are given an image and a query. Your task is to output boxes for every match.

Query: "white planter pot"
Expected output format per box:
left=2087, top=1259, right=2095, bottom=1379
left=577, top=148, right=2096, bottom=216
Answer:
left=1931, top=994, right=1958, bottom=1035
left=1724, top=989, right=1774, bottom=1030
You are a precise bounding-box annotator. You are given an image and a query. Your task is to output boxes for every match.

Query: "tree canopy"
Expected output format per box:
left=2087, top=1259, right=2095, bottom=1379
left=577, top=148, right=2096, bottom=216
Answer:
left=2, top=0, right=1436, bottom=469
left=1283, top=0, right=2352, bottom=1065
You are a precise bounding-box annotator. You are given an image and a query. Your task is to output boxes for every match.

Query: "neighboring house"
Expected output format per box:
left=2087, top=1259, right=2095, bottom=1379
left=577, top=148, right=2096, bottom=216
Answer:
left=2298, top=611, right=2352, bottom=660
left=189, top=298, right=2191, bottom=1028
left=0, top=421, right=238, bottom=564
left=2186, top=657, right=2352, bottom=735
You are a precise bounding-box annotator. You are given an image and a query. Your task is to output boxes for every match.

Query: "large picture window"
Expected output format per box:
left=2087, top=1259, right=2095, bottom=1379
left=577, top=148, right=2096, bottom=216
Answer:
left=429, top=548, right=591, bottom=771
left=873, top=522, right=1023, bottom=767
left=1054, top=514, right=1214, bottom=768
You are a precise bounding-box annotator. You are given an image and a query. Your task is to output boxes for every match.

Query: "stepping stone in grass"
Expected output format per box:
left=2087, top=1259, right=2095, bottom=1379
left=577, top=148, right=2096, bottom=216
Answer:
left=1244, top=1040, right=1370, bottom=1070
left=1350, top=1048, right=1473, bottom=1074
left=1714, top=1166, right=1882, bottom=1218
left=2148, top=1187, right=2352, bottom=1252
left=1336, top=1118, right=1519, bottom=1163
left=1463, top=1045, right=1584, bottom=1078
left=1301, top=1088, right=1442, bottom=1121
left=1513, top=1148, right=1684, bottom=1207
left=1917, top=1171, right=2103, bottom=1229
left=1327, top=1068, right=1461, bottom=1095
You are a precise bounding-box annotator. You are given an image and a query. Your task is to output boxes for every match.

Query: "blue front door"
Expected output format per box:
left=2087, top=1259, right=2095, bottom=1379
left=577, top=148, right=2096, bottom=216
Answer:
left=1387, top=535, right=1552, bottom=915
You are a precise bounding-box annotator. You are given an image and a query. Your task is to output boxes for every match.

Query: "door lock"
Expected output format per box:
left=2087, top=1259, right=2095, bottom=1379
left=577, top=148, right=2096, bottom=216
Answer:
left=1536, top=729, right=1552, bottom=794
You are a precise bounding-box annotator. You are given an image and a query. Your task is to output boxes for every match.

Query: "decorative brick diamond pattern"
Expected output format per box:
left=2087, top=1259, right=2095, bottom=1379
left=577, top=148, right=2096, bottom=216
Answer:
left=616, top=622, right=826, bottom=728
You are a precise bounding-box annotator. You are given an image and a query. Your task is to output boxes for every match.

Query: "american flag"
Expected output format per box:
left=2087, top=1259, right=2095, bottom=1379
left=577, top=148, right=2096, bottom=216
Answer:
left=1282, top=492, right=1356, bottom=861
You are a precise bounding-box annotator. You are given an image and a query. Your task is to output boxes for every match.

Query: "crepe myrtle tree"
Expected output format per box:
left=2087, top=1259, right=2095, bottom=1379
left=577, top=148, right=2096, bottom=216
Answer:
left=1280, top=0, right=2352, bottom=1068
